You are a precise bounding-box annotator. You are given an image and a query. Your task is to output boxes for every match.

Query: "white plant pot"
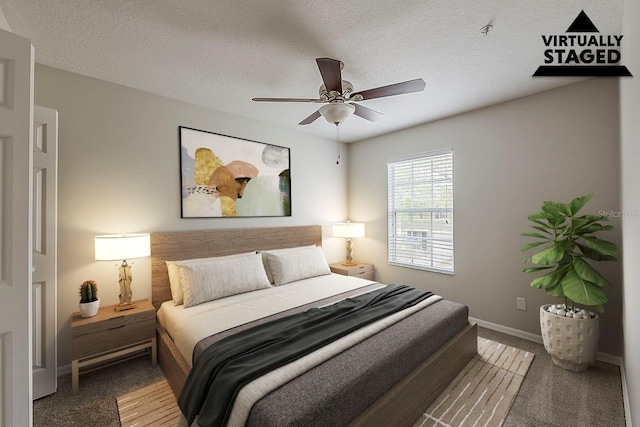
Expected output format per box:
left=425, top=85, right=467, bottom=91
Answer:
left=79, top=299, right=100, bottom=318
left=540, top=304, right=599, bottom=372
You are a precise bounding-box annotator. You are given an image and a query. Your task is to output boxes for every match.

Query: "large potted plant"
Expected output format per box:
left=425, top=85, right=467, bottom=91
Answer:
left=521, top=194, right=617, bottom=371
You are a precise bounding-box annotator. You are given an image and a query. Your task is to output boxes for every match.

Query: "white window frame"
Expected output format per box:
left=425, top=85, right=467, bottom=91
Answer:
left=387, top=149, right=454, bottom=274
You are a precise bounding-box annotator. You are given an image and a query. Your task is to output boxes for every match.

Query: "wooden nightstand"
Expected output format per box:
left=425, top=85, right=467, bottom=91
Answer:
left=329, top=262, right=374, bottom=280
left=71, top=299, right=156, bottom=394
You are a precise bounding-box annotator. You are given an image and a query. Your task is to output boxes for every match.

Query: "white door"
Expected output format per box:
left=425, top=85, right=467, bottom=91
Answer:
left=0, top=28, right=34, bottom=426
left=32, top=106, right=57, bottom=400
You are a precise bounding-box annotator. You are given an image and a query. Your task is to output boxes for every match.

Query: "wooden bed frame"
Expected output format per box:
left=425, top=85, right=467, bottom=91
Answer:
left=150, top=225, right=477, bottom=427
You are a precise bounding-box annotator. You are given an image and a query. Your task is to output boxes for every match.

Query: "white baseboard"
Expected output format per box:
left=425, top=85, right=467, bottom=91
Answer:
left=470, top=316, right=543, bottom=345
left=57, top=363, right=71, bottom=377
left=621, top=361, right=633, bottom=427
left=469, top=316, right=622, bottom=366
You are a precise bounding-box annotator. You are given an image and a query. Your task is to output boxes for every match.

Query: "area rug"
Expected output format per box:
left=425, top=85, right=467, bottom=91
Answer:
left=117, top=337, right=533, bottom=427
left=116, top=379, right=181, bottom=427
left=412, top=337, right=534, bottom=427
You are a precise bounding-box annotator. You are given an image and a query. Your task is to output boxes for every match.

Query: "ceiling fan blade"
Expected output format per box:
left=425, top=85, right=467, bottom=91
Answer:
left=354, top=78, right=426, bottom=100
left=299, top=110, right=322, bottom=125
left=353, top=104, right=384, bottom=122
left=253, top=97, right=323, bottom=103
left=316, top=58, right=343, bottom=93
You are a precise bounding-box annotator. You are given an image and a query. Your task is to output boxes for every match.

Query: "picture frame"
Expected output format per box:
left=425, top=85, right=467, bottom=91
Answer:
left=179, top=126, right=291, bottom=218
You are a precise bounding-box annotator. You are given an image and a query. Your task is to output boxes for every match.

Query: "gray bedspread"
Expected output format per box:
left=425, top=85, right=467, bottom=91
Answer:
left=247, top=298, right=468, bottom=427
left=190, top=285, right=468, bottom=427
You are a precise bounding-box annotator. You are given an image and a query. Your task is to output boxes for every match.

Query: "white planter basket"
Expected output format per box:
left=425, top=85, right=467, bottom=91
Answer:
left=79, top=299, right=100, bottom=318
left=540, top=304, right=599, bottom=372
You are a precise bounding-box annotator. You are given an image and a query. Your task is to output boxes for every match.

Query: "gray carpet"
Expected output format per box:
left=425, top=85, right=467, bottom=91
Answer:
left=34, top=327, right=626, bottom=426
left=481, top=328, right=626, bottom=427
left=34, top=356, right=164, bottom=427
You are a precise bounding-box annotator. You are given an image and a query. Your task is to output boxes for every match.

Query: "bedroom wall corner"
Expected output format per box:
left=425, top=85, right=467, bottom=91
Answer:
left=620, top=0, right=639, bottom=423
left=34, top=64, right=349, bottom=369
left=347, top=78, right=623, bottom=357
left=0, top=4, right=11, bottom=32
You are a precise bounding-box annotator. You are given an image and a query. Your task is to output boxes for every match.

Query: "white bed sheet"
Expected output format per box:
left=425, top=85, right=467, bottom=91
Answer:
left=157, top=273, right=378, bottom=364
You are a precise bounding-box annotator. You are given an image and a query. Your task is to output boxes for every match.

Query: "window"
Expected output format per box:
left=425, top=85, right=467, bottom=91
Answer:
left=387, top=149, right=454, bottom=273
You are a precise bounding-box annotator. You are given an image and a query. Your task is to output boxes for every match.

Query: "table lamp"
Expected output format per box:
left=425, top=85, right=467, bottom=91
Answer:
left=333, top=222, right=365, bottom=266
left=95, top=233, right=151, bottom=311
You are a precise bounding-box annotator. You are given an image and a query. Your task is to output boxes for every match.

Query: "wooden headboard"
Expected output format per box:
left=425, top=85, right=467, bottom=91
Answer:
left=150, top=225, right=322, bottom=309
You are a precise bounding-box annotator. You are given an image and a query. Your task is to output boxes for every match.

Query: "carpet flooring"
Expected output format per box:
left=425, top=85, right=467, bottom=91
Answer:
left=481, top=328, right=626, bottom=427
left=34, top=326, right=626, bottom=426
left=33, top=355, right=164, bottom=426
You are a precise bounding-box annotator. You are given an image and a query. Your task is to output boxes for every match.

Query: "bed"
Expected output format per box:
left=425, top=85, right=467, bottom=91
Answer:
left=151, top=225, right=477, bottom=427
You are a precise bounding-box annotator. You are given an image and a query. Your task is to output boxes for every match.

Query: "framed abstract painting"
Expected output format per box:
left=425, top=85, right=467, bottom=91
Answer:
left=179, top=126, right=291, bottom=218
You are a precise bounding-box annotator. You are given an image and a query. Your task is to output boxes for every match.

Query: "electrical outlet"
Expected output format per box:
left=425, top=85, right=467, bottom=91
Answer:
left=516, top=297, right=526, bottom=311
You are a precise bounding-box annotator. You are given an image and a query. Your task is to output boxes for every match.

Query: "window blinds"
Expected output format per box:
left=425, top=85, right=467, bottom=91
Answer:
left=387, top=149, right=454, bottom=273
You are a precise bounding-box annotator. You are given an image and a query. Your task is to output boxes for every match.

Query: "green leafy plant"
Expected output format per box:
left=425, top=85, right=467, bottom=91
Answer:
left=521, top=194, right=617, bottom=313
left=79, top=280, right=99, bottom=303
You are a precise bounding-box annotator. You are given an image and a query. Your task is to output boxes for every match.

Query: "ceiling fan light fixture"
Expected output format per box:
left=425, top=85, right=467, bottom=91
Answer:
left=253, top=57, right=426, bottom=127
left=319, top=103, right=355, bottom=125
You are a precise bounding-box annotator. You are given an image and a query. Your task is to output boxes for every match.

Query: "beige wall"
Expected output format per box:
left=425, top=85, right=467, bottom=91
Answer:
left=621, top=0, right=639, bottom=423
left=348, top=78, right=622, bottom=356
left=34, top=64, right=349, bottom=368
left=35, top=62, right=626, bottom=368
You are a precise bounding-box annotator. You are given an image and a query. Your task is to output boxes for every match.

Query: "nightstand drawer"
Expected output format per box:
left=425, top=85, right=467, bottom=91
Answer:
left=349, top=264, right=373, bottom=275
left=72, top=308, right=154, bottom=337
left=72, top=317, right=155, bottom=360
left=351, top=269, right=374, bottom=280
left=329, top=262, right=374, bottom=280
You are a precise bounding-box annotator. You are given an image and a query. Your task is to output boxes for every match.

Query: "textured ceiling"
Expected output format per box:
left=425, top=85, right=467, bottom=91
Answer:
left=0, top=0, right=624, bottom=142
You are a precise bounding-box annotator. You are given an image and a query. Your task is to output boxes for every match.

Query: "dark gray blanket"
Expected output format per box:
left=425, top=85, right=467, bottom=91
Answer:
left=248, top=298, right=468, bottom=427
left=177, top=284, right=433, bottom=427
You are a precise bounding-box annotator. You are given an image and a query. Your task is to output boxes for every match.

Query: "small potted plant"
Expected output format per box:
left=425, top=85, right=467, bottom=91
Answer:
left=521, top=193, right=617, bottom=371
left=79, top=280, right=100, bottom=318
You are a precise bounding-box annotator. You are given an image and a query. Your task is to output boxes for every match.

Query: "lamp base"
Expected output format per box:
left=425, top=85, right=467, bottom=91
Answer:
left=341, top=261, right=358, bottom=266
left=114, top=302, right=137, bottom=312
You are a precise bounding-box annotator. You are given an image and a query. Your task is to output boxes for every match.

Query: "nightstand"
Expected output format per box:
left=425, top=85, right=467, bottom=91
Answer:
left=71, top=299, right=156, bottom=394
left=329, top=262, right=374, bottom=280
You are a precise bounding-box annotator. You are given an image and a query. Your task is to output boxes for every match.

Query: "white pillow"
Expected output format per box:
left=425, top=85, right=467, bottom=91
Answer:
left=178, top=252, right=271, bottom=308
left=259, top=245, right=316, bottom=284
left=264, top=246, right=331, bottom=286
left=166, top=252, right=256, bottom=305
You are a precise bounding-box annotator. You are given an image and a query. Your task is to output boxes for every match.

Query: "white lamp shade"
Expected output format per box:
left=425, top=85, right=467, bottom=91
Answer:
left=95, top=233, right=151, bottom=261
left=333, top=222, right=365, bottom=239
left=319, top=103, right=355, bottom=125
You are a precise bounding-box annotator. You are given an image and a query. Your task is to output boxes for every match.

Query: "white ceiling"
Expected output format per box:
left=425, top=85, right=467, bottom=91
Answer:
left=0, top=1, right=623, bottom=143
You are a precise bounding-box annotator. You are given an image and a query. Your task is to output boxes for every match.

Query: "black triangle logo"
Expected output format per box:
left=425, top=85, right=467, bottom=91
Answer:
left=566, top=10, right=599, bottom=32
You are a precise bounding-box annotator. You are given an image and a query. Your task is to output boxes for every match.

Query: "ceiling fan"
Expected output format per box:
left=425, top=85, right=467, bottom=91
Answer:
left=252, top=58, right=426, bottom=126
